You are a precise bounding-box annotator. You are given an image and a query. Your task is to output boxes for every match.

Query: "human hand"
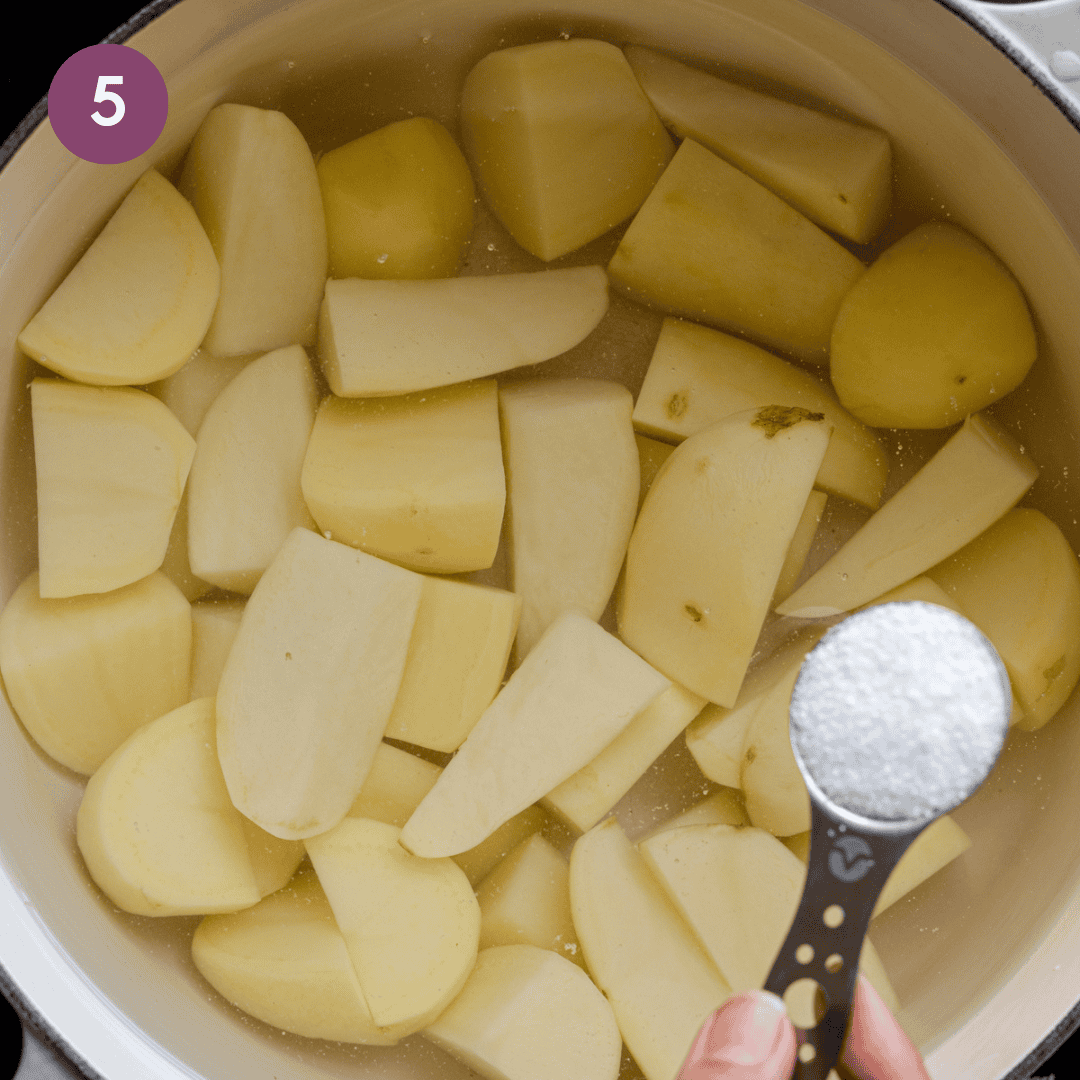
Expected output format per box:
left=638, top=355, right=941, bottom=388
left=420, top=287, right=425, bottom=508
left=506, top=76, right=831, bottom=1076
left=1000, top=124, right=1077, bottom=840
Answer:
left=677, top=974, right=932, bottom=1080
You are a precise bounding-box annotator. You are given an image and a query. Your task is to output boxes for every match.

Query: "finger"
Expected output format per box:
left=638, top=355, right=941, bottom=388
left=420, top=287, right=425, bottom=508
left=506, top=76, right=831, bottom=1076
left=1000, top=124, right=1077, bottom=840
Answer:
left=678, top=991, right=798, bottom=1079
left=841, top=974, right=932, bottom=1080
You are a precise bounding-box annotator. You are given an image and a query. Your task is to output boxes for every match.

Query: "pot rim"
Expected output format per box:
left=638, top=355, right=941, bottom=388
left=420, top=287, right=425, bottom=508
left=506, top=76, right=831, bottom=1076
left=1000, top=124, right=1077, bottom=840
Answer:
left=0, top=1, right=1079, bottom=1078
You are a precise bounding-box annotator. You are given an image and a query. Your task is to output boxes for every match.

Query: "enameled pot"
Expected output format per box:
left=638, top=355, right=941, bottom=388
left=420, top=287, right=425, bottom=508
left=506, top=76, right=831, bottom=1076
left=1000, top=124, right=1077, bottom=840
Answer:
left=2, top=1, right=1080, bottom=1077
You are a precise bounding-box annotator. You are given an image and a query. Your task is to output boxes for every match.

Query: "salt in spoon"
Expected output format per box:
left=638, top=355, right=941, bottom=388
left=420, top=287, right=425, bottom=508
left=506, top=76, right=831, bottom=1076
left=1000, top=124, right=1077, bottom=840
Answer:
left=762, top=600, right=1012, bottom=1078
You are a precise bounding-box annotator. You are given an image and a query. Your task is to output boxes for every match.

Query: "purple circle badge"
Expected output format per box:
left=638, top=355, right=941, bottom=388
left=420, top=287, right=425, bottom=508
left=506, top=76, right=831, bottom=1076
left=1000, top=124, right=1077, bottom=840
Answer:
left=48, top=44, right=168, bottom=165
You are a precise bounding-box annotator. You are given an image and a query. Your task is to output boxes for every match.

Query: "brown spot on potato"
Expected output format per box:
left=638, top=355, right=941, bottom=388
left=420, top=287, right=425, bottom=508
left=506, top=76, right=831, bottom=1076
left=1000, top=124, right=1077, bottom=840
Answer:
left=684, top=603, right=704, bottom=623
left=667, top=391, right=689, bottom=419
left=752, top=405, right=826, bottom=438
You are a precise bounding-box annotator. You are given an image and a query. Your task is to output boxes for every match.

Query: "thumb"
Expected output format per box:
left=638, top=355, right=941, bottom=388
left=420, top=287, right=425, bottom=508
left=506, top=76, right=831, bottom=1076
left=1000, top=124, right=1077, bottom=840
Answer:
left=678, top=992, right=797, bottom=1079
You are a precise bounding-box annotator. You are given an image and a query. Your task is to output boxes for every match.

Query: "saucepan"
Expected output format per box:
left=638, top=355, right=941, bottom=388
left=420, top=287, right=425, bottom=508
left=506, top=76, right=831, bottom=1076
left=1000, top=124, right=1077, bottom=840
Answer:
left=1, top=0, right=1079, bottom=1077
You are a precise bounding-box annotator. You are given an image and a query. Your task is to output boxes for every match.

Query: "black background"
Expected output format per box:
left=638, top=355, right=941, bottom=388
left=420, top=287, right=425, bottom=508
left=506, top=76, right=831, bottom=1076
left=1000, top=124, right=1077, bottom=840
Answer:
left=3, top=4, right=150, bottom=150
left=2, top=2, right=1080, bottom=1079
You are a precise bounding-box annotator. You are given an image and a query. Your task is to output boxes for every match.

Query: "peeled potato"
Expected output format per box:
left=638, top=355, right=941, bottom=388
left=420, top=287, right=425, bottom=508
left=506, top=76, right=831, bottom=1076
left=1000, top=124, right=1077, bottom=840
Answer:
left=179, top=103, right=327, bottom=356
left=32, top=378, right=196, bottom=599
left=305, top=817, right=480, bottom=1031
left=929, top=508, right=1080, bottom=729
left=192, top=865, right=411, bottom=1044
left=300, top=380, right=505, bottom=574
left=830, top=222, right=1037, bottom=428
left=77, top=698, right=303, bottom=916
left=0, top=570, right=191, bottom=775
left=17, top=169, right=219, bottom=387
left=317, top=116, right=474, bottom=279
left=424, top=945, right=621, bottom=1080
left=461, top=38, right=674, bottom=261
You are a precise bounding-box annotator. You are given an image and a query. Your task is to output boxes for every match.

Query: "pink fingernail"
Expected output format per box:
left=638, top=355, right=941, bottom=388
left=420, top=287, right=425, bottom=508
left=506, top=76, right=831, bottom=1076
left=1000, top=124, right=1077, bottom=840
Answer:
left=680, top=992, right=789, bottom=1075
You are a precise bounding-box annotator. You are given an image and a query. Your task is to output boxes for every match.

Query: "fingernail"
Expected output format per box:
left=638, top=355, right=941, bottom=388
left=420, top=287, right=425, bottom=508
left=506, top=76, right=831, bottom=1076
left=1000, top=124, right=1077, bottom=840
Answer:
left=681, top=992, right=789, bottom=1075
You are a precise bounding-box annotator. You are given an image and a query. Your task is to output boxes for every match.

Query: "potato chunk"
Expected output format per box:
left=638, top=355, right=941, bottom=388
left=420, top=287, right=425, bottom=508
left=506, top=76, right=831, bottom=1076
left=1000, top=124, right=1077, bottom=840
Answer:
left=500, top=378, right=638, bottom=661
left=216, top=529, right=422, bottom=839
left=32, top=379, right=196, bottom=598
left=0, top=570, right=190, bottom=775
left=317, top=116, right=474, bottom=279
left=569, top=818, right=730, bottom=1080
left=633, top=318, right=887, bottom=509
left=830, top=222, right=1037, bottom=428
left=192, top=865, right=411, bottom=1044
left=187, top=345, right=319, bottom=594
left=625, top=46, right=892, bottom=244
left=619, top=406, right=830, bottom=705
left=301, top=380, right=505, bottom=574
left=77, top=698, right=302, bottom=916
left=179, top=103, right=327, bottom=356
left=542, top=683, right=706, bottom=834
left=306, top=817, right=480, bottom=1031
left=776, top=413, right=1039, bottom=618
left=17, top=169, right=219, bottom=386
left=461, top=39, right=674, bottom=260
left=318, top=267, right=608, bottom=397
left=425, top=945, right=621, bottom=1080
left=638, top=823, right=897, bottom=1010
left=476, top=833, right=581, bottom=965
left=400, top=611, right=669, bottom=858
left=929, top=508, right=1080, bottom=728
left=384, top=575, right=521, bottom=753
left=608, top=139, right=865, bottom=363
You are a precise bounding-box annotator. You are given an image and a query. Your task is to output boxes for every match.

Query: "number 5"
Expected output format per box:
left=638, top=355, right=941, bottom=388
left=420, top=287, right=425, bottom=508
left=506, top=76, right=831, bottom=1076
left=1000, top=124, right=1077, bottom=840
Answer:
left=91, top=76, right=125, bottom=127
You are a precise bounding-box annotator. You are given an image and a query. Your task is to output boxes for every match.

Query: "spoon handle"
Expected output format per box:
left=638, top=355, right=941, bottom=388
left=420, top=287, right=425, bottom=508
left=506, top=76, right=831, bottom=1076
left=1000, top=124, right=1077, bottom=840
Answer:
left=762, top=796, right=922, bottom=1079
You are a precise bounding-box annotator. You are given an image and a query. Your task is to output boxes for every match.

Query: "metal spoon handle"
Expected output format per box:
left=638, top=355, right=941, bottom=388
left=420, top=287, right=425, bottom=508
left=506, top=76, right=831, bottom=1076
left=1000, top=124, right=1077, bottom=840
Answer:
left=762, top=795, right=922, bottom=1079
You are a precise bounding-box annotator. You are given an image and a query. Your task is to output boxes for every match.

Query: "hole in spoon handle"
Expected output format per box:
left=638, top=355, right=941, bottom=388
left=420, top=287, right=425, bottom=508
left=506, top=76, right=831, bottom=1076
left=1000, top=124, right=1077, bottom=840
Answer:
left=762, top=797, right=923, bottom=1079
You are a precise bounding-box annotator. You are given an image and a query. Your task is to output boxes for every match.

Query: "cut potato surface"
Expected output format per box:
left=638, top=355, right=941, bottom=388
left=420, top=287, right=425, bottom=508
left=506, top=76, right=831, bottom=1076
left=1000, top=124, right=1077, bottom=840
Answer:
left=383, top=574, right=521, bottom=753
left=77, top=698, right=297, bottom=916
left=192, top=865, right=409, bottom=1045
left=33, top=379, right=196, bottom=598
left=345, top=743, right=549, bottom=886
left=634, top=432, right=676, bottom=510
left=149, top=347, right=254, bottom=437
left=500, top=377, right=638, bottom=661
left=179, top=103, right=327, bottom=356
left=17, top=169, right=219, bottom=386
left=317, top=116, right=474, bottom=280
left=740, top=639, right=822, bottom=837
left=451, top=805, right=550, bottom=887
left=476, top=833, right=581, bottom=965
left=608, top=138, right=865, bottom=363
left=633, top=318, right=887, bottom=509
left=639, top=823, right=896, bottom=1007
left=543, top=682, right=707, bottom=834
left=619, top=406, right=830, bottom=705
left=306, top=817, right=480, bottom=1031
left=570, top=818, right=731, bottom=1080
left=216, top=529, right=421, bottom=839
left=400, top=611, right=669, bottom=858
left=0, top=570, right=191, bottom=775
left=625, top=46, right=892, bottom=244
left=187, top=345, right=319, bottom=594
left=929, top=508, right=1080, bottom=729
left=777, top=412, right=1039, bottom=618
left=301, top=379, right=505, bottom=574
left=190, top=598, right=245, bottom=700
left=346, top=741, right=442, bottom=827
left=319, top=268, right=608, bottom=397
left=831, top=222, right=1037, bottom=429
left=773, top=490, right=828, bottom=605
left=461, top=38, right=674, bottom=261
left=686, top=627, right=826, bottom=790
left=425, top=945, right=621, bottom=1080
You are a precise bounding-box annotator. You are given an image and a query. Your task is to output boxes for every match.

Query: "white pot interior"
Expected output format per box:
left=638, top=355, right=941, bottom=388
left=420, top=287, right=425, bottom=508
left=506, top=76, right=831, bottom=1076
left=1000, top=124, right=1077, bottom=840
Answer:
left=2, top=1, right=1080, bottom=1077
